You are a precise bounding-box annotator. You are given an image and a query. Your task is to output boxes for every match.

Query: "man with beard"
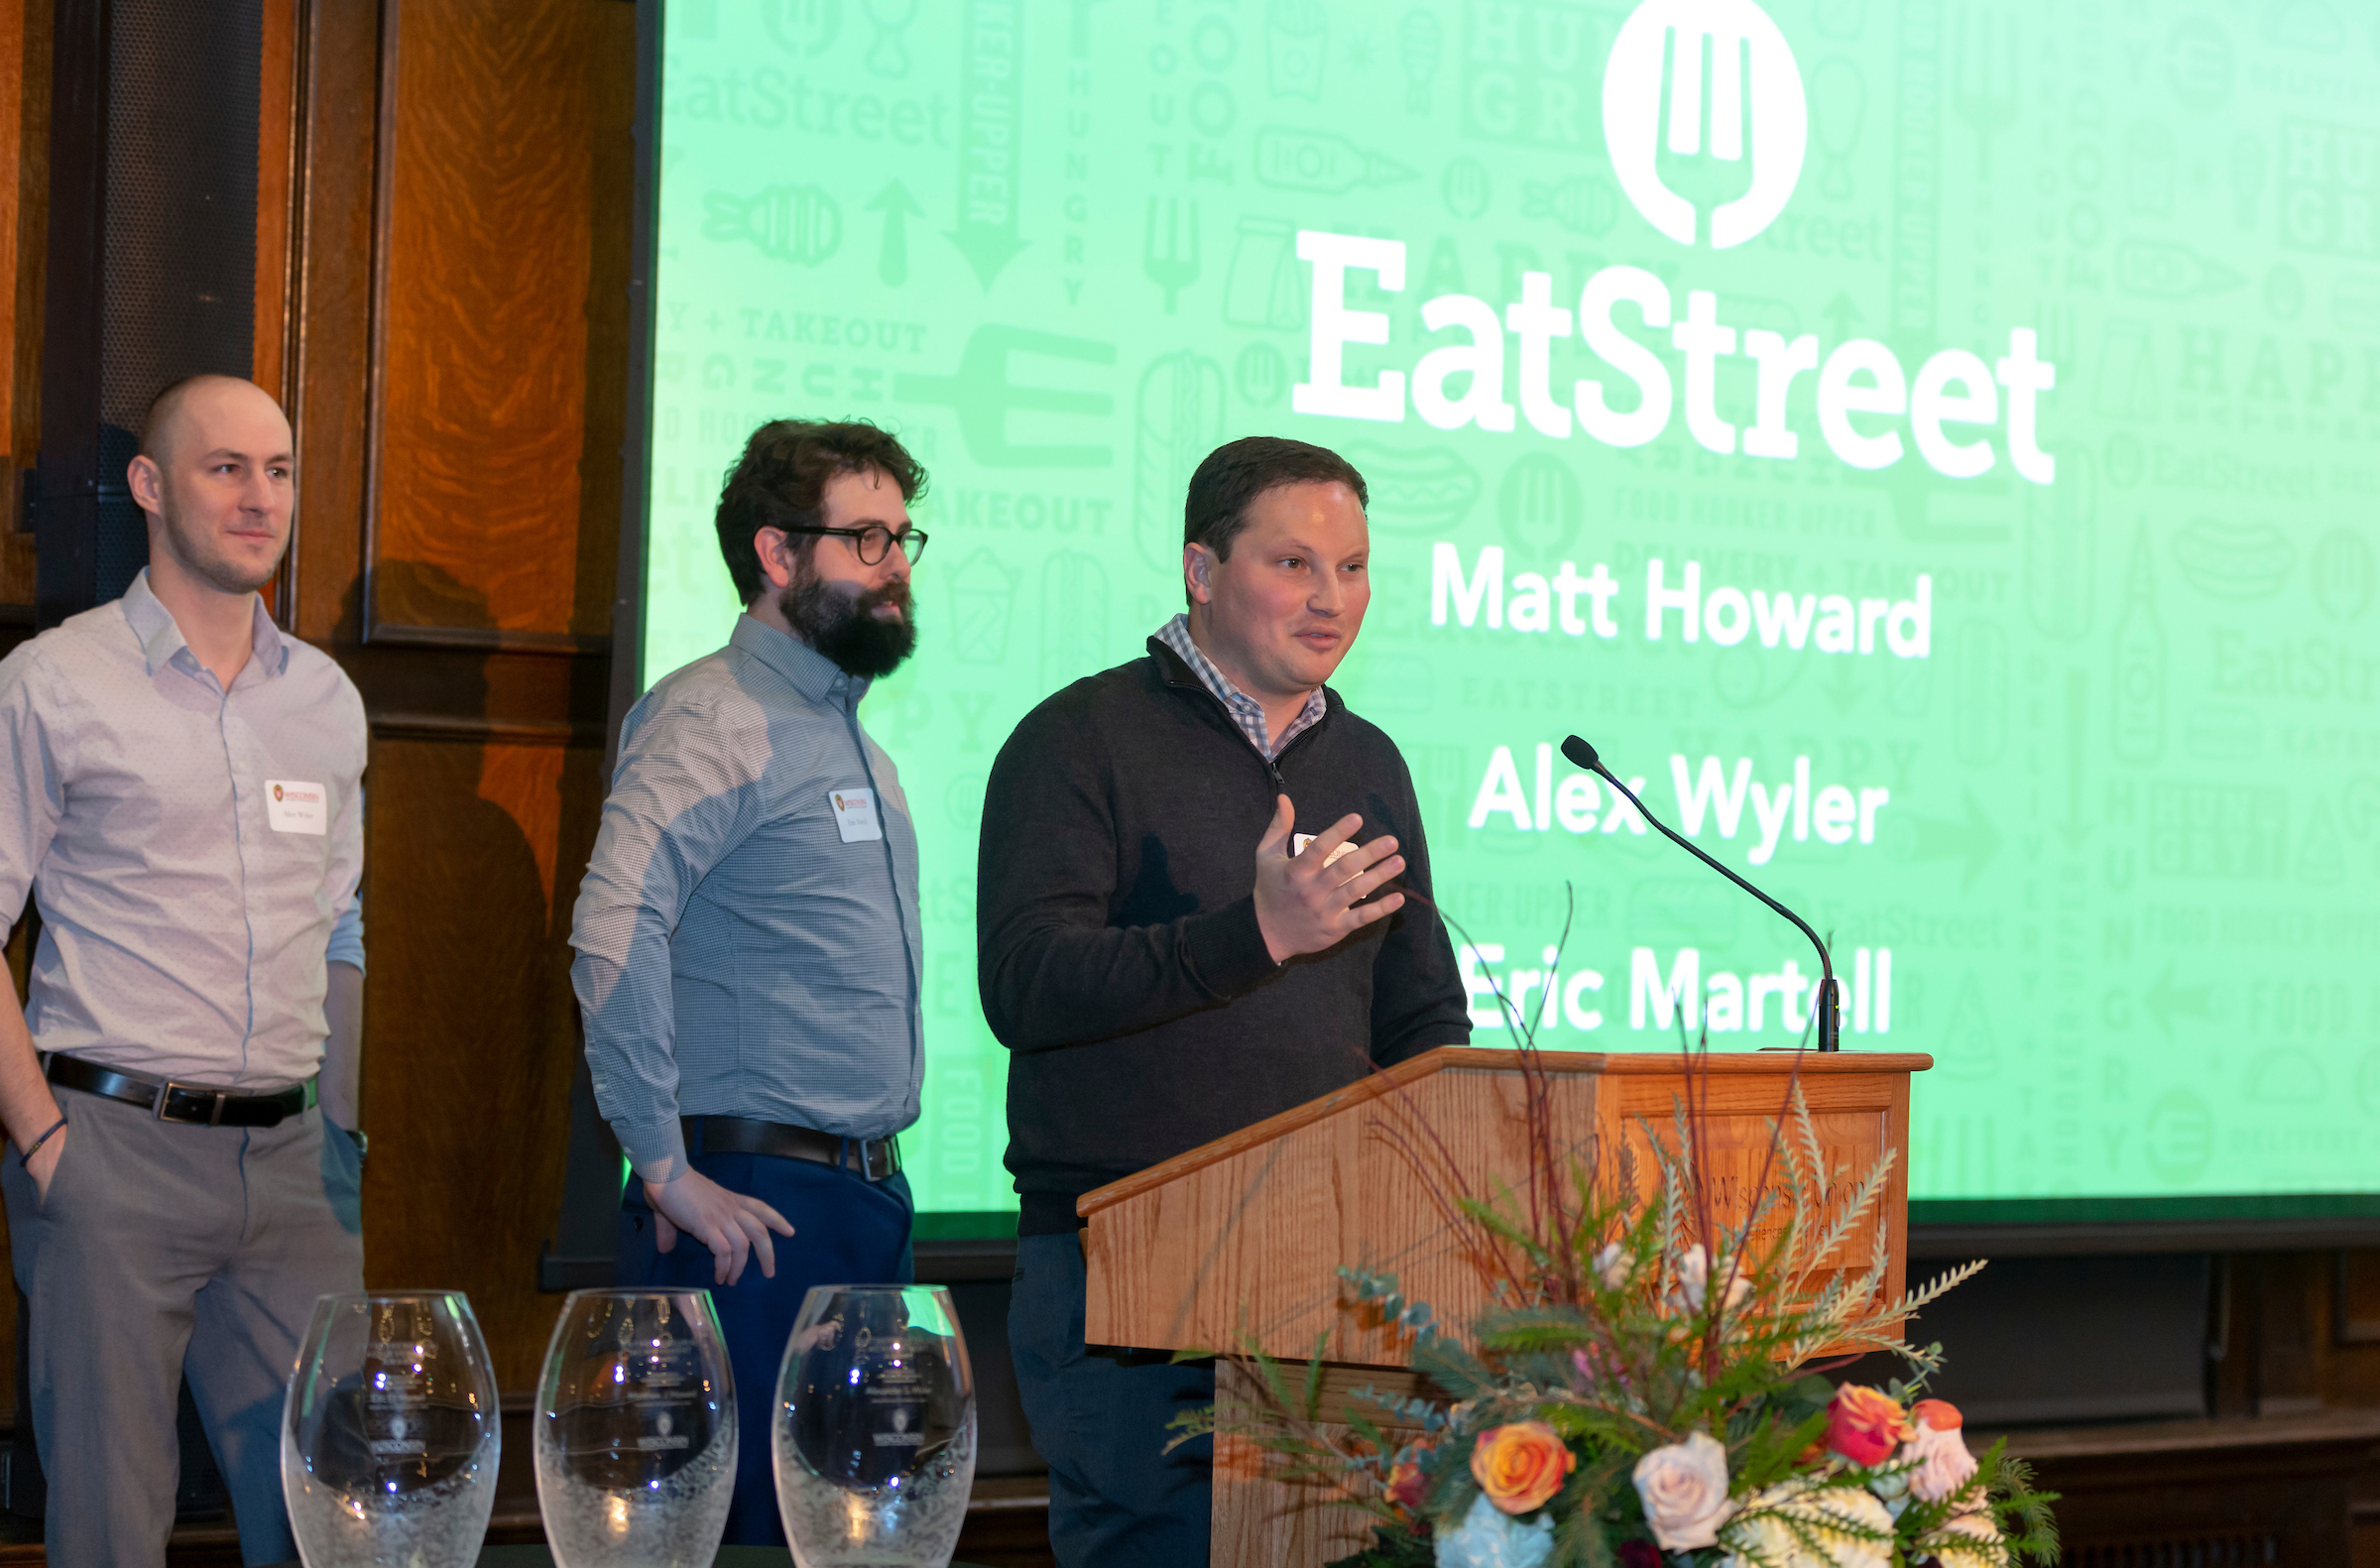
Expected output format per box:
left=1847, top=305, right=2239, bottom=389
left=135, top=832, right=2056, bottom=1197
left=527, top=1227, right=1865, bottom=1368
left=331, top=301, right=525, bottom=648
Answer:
left=571, top=418, right=928, bottom=1543
left=0, top=375, right=366, bottom=1567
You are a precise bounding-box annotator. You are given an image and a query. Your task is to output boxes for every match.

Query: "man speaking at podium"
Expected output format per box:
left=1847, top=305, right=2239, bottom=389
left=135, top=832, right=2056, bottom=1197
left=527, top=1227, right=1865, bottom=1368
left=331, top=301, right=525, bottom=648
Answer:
left=980, top=436, right=1471, bottom=1566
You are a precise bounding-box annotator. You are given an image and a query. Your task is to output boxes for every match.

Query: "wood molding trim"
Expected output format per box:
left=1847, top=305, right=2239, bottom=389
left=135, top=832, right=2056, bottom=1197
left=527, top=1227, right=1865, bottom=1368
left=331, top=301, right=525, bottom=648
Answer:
left=254, top=0, right=301, bottom=404
left=363, top=624, right=611, bottom=657
left=287, top=0, right=378, bottom=647
left=355, top=0, right=397, bottom=642
left=0, top=0, right=47, bottom=603
left=369, top=711, right=601, bottom=748
left=259, top=0, right=303, bottom=625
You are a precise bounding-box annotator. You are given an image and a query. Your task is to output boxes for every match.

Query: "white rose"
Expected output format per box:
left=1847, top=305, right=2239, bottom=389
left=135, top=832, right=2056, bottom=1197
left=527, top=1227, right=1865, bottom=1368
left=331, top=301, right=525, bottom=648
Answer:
left=1719, top=1479, right=1895, bottom=1568
left=1919, top=1511, right=2009, bottom=1568
left=1667, top=1245, right=1754, bottom=1316
left=1594, top=1242, right=1635, bottom=1290
left=1630, top=1431, right=1732, bottom=1550
left=1901, top=1417, right=1979, bottom=1505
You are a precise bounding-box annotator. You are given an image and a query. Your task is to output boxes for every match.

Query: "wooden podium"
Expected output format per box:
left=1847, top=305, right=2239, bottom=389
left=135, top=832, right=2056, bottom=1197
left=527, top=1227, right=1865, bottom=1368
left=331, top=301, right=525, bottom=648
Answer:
left=1076, top=1046, right=1933, bottom=1565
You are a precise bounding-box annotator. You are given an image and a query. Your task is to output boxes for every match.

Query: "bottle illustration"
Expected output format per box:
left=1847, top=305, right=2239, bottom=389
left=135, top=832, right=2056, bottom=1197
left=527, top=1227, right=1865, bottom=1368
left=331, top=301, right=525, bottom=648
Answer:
left=1252, top=128, right=1416, bottom=194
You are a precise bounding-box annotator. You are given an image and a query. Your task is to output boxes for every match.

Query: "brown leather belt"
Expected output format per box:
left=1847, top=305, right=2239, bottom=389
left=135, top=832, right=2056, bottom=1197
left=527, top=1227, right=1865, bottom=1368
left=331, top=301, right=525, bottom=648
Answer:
left=44, top=1052, right=315, bottom=1128
left=681, top=1115, right=901, bottom=1182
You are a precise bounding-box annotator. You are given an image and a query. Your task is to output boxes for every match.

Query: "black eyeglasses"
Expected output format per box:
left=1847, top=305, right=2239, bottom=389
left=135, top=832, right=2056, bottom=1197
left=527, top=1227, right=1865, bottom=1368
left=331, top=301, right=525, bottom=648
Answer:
left=780, top=525, right=928, bottom=566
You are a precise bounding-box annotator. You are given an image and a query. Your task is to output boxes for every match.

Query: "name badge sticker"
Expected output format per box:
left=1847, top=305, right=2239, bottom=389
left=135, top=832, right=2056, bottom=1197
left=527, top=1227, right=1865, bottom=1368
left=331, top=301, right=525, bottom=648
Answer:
left=266, top=780, right=328, bottom=835
left=1291, top=833, right=1358, bottom=867
left=829, top=787, right=884, bottom=844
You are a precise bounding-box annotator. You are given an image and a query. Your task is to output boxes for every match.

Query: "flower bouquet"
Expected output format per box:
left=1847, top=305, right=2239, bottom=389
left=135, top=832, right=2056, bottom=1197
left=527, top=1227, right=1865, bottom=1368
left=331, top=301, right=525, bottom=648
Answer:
left=1174, top=1044, right=2060, bottom=1568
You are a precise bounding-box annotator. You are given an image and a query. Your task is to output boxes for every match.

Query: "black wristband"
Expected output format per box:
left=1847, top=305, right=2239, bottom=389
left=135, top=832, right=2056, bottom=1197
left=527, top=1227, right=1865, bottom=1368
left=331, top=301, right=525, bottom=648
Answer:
left=18, top=1114, right=65, bottom=1165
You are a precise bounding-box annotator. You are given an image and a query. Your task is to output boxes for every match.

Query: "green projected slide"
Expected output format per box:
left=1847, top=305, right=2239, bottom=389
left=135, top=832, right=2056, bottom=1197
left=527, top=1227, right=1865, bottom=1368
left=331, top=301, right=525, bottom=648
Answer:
left=642, top=1, right=2380, bottom=1213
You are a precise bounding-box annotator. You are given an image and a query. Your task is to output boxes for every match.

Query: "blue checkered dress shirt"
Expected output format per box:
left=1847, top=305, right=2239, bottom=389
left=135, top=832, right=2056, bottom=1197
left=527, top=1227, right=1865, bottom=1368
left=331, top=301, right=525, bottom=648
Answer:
left=570, top=617, right=923, bottom=1178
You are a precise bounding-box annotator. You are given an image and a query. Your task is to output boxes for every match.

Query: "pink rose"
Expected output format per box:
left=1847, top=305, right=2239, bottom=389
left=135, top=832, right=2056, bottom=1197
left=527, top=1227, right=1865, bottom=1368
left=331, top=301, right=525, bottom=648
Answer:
left=1902, top=1410, right=1979, bottom=1504
left=1631, top=1430, right=1732, bottom=1549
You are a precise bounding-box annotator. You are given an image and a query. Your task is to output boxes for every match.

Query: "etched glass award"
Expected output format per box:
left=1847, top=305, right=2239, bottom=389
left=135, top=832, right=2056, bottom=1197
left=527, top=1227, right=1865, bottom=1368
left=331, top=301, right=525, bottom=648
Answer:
left=281, top=1291, right=500, bottom=1567
left=774, top=1284, right=977, bottom=1568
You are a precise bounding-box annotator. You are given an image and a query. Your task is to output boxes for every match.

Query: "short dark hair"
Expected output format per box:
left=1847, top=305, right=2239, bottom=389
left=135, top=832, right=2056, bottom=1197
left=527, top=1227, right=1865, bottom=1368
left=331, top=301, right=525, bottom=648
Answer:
left=714, top=420, right=928, bottom=602
left=1182, top=436, right=1368, bottom=561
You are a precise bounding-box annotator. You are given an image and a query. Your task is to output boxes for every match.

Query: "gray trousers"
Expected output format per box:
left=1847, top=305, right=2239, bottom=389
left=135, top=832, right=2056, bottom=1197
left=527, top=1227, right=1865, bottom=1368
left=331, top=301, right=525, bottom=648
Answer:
left=0, top=1086, right=363, bottom=1568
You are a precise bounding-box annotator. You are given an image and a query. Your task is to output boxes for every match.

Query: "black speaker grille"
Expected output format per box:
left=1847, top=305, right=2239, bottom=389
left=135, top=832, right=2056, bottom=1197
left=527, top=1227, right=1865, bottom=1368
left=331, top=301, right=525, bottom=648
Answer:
left=97, top=0, right=264, bottom=602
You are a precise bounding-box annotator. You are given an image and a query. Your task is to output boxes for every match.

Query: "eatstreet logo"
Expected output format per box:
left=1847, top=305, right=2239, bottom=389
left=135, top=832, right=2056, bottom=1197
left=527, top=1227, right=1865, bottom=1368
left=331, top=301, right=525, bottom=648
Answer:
left=1289, top=0, right=2057, bottom=485
left=1603, top=0, right=1807, bottom=249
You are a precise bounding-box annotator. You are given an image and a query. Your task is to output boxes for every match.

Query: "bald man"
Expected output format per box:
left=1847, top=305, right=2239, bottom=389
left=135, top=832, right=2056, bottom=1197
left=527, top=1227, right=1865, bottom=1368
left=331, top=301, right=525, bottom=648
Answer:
left=0, top=375, right=367, bottom=1567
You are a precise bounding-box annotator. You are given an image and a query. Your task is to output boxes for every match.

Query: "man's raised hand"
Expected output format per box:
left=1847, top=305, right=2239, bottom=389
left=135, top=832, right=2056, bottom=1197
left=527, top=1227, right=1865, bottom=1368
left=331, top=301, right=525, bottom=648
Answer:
left=1251, top=794, right=1407, bottom=964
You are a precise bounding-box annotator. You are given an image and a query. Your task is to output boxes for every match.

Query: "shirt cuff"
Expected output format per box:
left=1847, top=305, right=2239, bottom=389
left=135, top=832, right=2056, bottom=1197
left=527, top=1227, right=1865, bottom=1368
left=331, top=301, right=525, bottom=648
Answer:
left=327, top=903, right=366, bottom=973
left=1185, top=893, right=1279, bottom=999
left=614, top=1115, right=689, bottom=1183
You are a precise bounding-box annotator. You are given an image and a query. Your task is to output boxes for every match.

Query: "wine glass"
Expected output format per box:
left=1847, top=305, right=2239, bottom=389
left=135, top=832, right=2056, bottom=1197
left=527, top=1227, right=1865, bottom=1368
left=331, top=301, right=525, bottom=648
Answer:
left=281, top=1291, right=500, bottom=1568
left=535, top=1288, right=737, bottom=1567
left=774, top=1284, right=977, bottom=1568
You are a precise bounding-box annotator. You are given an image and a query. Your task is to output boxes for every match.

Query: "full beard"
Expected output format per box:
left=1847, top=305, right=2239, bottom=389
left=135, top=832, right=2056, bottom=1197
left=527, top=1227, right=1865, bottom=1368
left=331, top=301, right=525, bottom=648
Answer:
left=780, top=575, right=918, bottom=678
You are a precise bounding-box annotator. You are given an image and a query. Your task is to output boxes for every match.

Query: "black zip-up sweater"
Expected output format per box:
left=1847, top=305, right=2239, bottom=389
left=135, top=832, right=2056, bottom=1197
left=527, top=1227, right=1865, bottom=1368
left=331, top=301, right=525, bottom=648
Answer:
left=979, top=638, right=1472, bottom=1235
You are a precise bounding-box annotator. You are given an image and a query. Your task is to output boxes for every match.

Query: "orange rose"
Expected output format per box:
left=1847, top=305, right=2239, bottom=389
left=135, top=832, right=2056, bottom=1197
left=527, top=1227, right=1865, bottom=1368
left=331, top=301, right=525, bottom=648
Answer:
left=1912, top=1397, right=1963, bottom=1431
left=1826, top=1384, right=1913, bottom=1466
left=1468, top=1421, right=1576, bottom=1514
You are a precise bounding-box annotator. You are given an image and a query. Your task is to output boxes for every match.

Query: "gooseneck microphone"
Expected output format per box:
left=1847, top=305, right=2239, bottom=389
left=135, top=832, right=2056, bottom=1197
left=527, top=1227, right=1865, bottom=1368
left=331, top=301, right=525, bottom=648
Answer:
left=1562, top=735, right=1841, bottom=1052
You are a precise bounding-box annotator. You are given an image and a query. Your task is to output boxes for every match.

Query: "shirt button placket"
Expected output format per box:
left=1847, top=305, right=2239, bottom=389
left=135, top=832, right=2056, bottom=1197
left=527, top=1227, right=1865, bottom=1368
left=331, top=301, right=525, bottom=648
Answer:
left=222, top=692, right=264, bottom=1074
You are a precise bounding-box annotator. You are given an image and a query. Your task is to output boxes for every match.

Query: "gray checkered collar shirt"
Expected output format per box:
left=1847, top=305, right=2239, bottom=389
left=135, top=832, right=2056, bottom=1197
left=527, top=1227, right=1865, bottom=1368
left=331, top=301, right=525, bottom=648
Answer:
left=0, top=569, right=367, bottom=1089
left=127, top=567, right=290, bottom=682
left=1153, top=613, right=1327, bottom=760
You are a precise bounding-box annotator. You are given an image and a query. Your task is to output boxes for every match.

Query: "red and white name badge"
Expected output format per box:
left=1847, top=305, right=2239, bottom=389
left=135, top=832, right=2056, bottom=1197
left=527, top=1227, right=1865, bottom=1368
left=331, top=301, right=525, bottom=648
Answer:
left=828, top=786, right=884, bottom=844
left=266, top=780, right=328, bottom=835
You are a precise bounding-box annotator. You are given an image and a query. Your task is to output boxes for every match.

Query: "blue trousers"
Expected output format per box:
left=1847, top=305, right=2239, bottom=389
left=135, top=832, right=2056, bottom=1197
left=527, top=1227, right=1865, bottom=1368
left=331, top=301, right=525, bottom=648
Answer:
left=1010, top=1231, right=1215, bottom=1568
left=618, top=1141, right=913, bottom=1546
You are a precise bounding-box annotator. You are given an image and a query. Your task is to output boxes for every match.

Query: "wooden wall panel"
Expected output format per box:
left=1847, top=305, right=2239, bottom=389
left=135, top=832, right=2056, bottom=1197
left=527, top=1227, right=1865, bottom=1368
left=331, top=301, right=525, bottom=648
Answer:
left=274, top=0, right=624, bottom=1397
left=0, top=0, right=45, bottom=608
left=365, top=0, right=629, bottom=643
left=360, top=734, right=604, bottom=1389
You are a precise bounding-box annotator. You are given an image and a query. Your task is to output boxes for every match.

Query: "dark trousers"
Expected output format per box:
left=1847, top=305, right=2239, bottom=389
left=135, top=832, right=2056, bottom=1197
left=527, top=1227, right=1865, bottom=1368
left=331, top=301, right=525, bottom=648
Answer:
left=618, top=1140, right=913, bottom=1546
left=1010, top=1231, right=1215, bottom=1568
left=0, top=1089, right=364, bottom=1568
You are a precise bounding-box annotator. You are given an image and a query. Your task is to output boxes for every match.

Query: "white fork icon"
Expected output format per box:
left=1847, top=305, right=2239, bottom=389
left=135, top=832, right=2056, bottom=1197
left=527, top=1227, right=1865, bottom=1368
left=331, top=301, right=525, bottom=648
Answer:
left=1603, top=0, right=1808, bottom=249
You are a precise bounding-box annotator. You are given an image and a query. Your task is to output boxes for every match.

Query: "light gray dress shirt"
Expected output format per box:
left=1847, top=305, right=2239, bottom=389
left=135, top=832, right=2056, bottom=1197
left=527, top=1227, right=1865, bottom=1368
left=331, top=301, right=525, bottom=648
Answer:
left=0, top=569, right=367, bottom=1089
left=570, top=616, right=924, bottom=1178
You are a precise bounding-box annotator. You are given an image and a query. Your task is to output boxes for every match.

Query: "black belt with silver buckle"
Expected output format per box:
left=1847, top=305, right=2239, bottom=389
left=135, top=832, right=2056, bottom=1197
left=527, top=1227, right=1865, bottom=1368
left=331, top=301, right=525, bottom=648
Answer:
left=682, top=1116, right=901, bottom=1182
left=44, top=1052, right=316, bottom=1129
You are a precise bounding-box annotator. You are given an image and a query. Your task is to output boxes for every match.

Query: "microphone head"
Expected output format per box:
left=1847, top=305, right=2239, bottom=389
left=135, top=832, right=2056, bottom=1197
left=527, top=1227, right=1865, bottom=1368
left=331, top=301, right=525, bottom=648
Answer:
left=1561, top=735, right=1602, bottom=772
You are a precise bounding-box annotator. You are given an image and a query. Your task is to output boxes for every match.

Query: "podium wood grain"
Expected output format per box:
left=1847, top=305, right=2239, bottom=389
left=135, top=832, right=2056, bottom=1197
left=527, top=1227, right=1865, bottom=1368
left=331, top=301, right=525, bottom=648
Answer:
left=1075, top=1047, right=1932, bottom=1567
